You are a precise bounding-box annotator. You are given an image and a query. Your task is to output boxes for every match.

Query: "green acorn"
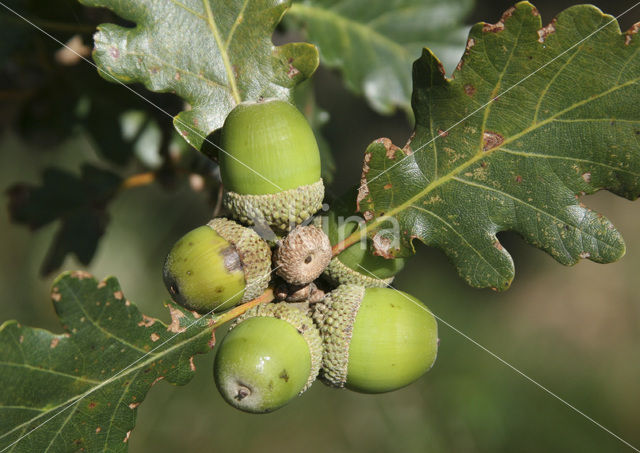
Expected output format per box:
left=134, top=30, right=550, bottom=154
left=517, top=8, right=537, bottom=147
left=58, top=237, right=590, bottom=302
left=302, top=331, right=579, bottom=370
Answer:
left=214, top=302, right=323, bottom=413
left=317, top=205, right=405, bottom=288
left=316, top=285, right=438, bottom=393
left=162, top=218, right=271, bottom=313
left=219, top=99, right=324, bottom=232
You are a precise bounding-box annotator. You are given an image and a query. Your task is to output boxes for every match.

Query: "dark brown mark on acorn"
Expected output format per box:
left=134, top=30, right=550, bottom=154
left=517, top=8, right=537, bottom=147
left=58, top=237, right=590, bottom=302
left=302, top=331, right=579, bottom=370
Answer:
left=482, top=131, right=504, bottom=151
left=279, top=370, right=289, bottom=382
left=235, top=386, right=251, bottom=400
left=221, top=247, right=242, bottom=272
left=538, top=19, right=557, bottom=43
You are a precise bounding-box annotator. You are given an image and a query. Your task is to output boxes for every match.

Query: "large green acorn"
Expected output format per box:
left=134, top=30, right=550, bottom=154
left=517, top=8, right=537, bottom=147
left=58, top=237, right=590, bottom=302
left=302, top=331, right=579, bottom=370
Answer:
left=219, top=99, right=324, bottom=232
left=214, top=302, right=323, bottom=413
left=316, top=285, right=438, bottom=393
left=162, top=218, right=271, bottom=313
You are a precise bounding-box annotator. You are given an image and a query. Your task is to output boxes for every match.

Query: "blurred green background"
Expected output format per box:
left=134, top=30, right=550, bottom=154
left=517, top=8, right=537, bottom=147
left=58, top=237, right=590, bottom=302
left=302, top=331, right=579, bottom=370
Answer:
left=1, top=0, right=639, bottom=452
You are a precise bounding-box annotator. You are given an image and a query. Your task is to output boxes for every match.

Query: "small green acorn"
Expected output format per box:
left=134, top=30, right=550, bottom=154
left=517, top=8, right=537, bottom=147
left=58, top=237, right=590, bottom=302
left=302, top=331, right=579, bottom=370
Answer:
left=162, top=218, right=271, bottom=313
left=219, top=99, right=324, bottom=232
left=317, top=204, right=405, bottom=288
left=315, top=285, right=438, bottom=393
left=214, top=302, right=323, bottom=413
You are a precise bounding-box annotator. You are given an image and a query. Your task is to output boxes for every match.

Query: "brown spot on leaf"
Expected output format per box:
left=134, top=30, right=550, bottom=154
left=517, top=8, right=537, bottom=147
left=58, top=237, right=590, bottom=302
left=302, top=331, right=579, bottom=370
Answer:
left=151, top=376, right=164, bottom=386
left=287, top=64, right=300, bottom=78
left=625, top=23, right=640, bottom=45
left=464, top=84, right=476, bottom=96
left=50, top=338, right=59, bottom=348
left=493, top=241, right=504, bottom=251
left=19, top=335, right=24, bottom=343
left=71, top=271, right=92, bottom=280
left=383, top=183, right=393, bottom=190
left=88, top=401, right=97, bottom=409
left=150, top=333, right=160, bottom=342
left=372, top=233, right=394, bottom=259
left=357, top=151, right=373, bottom=212
left=582, top=172, right=592, bottom=183
left=579, top=252, right=591, bottom=259
left=109, top=46, right=119, bottom=59
left=97, top=281, right=107, bottom=289
left=363, top=210, right=374, bottom=221
left=51, top=290, right=62, bottom=302
left=189, top=356, right=196, bottom=372
left=123, top=431, right=131, bottom=443
left=538, top=19, right=557, bottom=43
left=167, top=305, right=186, bottom=333
left=438, top=129, right=448, bottom=138
left=208, top=331, right=217, bottom=349
left=128, top=402, right=140, bottom=410
left=515, top=175, right=523, bottom=183
left=174, top=72, right=181, bottom=81
left=95, top=427, right=101, bottom=434
left=466, top=38, right=476, bottom=51
left=482, top=7, right=514, bottom=33
left=113, top=291, right=124, bottom=300
left=482, top=131, right=504, bottom=151
left=137, top=315, right=156, bottom=328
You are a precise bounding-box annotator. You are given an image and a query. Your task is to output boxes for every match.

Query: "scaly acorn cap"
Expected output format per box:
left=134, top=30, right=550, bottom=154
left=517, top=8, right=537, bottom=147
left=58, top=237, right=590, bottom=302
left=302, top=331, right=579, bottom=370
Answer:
left=315, top=285, right=365, bottom=387
left=230, top=302, right=323, bottom=393
left=324, top=257, right=394, bottom=288
left=223, top=179, right=324, bottom=233
left=317, top=285, right=438, bottom=393
left=207, top=218, right=272, bottom=303
left=274, top=225, right=332, bottom=286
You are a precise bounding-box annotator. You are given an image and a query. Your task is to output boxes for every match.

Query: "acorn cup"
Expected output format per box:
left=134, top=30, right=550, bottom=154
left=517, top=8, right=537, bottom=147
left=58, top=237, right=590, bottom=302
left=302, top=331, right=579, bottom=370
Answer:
left=315, top=285, right=438, bottom=394
left=219, top=99, right=324, bottom=233
left=274, top=225, right=332, bottom=286
left=162, top=218, right=271, bottom=313
left=214, top=302, right=323, bottom=413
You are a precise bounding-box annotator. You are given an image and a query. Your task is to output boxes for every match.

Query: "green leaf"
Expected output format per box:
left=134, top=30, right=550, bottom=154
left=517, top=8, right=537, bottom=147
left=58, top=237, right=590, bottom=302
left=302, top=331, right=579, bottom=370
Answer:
left=6, top=165, right=122, bottom=275
left=286, top=0, right=473, bottom=114
left=357, top=3, right=640, bottom=290
left=80, top=0, right=319, bottom=150
left=0, top=271, right=213, bottom=452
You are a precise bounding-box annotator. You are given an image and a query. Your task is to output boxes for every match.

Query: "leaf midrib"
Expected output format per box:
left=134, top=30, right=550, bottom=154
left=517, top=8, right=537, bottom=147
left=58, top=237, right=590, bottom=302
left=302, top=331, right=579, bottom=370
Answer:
left=367, top=76, right=640, bottom=232
left=202, top=0, right=241, bottom=103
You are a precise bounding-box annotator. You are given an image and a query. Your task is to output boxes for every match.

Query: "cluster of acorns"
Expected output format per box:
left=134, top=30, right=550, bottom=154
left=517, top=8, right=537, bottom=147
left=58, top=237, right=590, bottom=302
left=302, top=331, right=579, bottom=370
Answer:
left=162, top=99, right=438, bottom=413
